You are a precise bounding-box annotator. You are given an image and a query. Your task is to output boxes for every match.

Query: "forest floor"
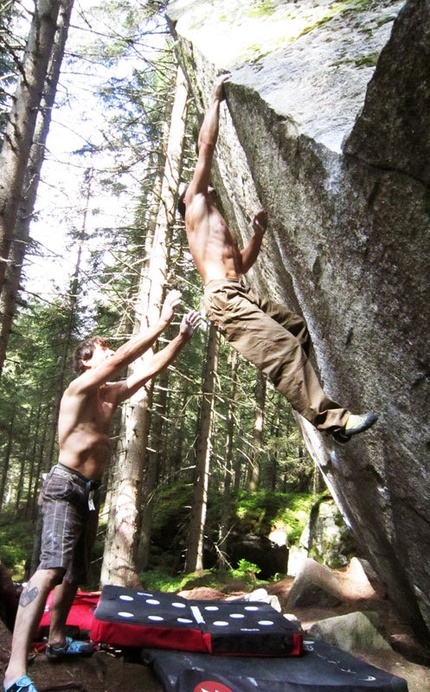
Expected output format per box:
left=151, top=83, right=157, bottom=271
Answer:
left=1, top=578, right=430, bottom=692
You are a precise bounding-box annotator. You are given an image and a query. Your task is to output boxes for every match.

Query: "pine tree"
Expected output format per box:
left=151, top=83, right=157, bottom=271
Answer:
left=0, top=0, right=64, bottom=292
left=0, top=0, right=75, bottom=375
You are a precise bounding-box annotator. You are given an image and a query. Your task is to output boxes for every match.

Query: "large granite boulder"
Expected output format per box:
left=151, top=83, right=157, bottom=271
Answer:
left=166, top=0, right=430, bottom=646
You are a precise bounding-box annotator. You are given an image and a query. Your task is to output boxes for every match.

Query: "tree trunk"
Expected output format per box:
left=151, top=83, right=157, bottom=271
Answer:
left=137, top=366, right=169, bottom=571
left=0, top=408, right=15, bottom=513
left=0, top=0, right=63, bottom=293
left=269, top=408, right=281, bottom=492
left=24, top=401, right=43, bottom=519
left=15, top=438, right=30, bottom=513
left=186, top=323, right=219, bottom=573
left=100, top=66, right=188, bottom=587
left=30, top=409, right=50, bottom=519
left=247, top=371, right=266, bottom=491
left=99, top=225, right=157, bottom=587
left=0, top=0, right=74, bottom=376
left=217, top=350, right=238, bottom=570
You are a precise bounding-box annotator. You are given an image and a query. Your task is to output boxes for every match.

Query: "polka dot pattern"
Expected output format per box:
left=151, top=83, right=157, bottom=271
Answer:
left=93, top=585, right=303, bottom=656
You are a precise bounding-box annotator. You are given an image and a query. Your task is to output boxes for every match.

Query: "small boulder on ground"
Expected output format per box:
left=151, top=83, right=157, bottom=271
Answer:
left=309, top=610, right=392, bottom=654
left=285, top=557, right=382, bottom=609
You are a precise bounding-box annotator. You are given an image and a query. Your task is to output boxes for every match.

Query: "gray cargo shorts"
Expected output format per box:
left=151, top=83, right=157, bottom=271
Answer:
left=38, top=464, right=101, bottom=584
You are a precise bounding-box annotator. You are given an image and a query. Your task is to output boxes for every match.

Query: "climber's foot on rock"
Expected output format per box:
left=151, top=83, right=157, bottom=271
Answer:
left=332, top=411, right=378, bottom=443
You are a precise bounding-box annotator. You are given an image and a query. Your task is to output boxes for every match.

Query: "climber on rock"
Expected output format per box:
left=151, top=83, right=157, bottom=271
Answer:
left=177, top=74, right=377, bottom=443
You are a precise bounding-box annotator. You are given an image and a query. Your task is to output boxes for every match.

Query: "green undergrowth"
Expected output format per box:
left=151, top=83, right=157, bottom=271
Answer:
left=234, top=489, right=316, bottom=544
left=139, top=559, right=268, bottom=595
left=0, top=513, right=35, bottom=580
left=150, top=484, right=317, bottom=554
left=148, top=484, right=320, bottom=577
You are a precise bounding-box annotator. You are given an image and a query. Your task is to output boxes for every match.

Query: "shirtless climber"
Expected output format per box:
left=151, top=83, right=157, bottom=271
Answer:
left=3, top=291, right=200, bottom=692
left=178, top=75, right=377, bottom=442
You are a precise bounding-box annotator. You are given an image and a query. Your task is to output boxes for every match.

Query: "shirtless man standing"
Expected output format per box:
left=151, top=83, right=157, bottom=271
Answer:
left=3, top=290, right=200, bottom=692
left=178, top=75, right=377, bottom=441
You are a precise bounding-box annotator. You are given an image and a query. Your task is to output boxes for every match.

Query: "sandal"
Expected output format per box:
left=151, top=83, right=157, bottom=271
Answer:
left=3, top=675, right=38, bottom=692
left=45, top=636, right=94, bottom=661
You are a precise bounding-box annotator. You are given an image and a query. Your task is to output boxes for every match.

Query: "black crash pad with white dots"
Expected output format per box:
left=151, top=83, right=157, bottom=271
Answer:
left=90, top=585, right=303, bottom=656
left=143, top=639, right=408, bottom=692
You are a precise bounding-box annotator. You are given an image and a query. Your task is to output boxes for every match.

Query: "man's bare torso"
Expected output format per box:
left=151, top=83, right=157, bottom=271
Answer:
left=185, top=194, right=243, bottom=285
left=57, top=384, right=116, bottom=481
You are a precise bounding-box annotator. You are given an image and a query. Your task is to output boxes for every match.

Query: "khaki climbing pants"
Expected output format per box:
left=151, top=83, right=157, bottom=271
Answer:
left=204, top=279, right=349, bottom=431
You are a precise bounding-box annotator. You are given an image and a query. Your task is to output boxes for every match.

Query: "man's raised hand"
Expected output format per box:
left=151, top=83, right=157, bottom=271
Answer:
left=160, top=290, right=182, bottom=324
left=212, top=73, right=230, bottom=102
left=180, top=310, right=202, bottom=340
left=253, top=209, right=267, bottom=235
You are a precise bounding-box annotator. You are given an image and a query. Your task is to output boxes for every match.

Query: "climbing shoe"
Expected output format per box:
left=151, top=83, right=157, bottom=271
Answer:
left=3, top=675, right=38, bottom=692
left=332, top=411, right=378, bottom=443
left=45, top=636, right=94, bottom=661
